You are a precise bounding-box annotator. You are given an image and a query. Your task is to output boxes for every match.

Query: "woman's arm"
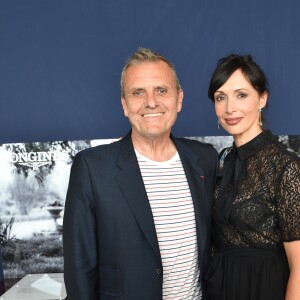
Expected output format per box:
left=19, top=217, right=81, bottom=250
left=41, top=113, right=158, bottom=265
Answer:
left=284, top=240, right=300, bottom=300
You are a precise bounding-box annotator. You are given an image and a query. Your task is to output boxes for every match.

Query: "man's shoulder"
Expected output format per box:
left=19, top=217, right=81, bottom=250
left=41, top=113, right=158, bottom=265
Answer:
left=174, top=137, right=218, bottom=164
left=175, top=136, right=216, bottom=152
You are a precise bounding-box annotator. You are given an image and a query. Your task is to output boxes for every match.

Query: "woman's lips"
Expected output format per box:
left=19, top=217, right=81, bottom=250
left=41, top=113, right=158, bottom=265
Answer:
left=224, top=117, right=243, bottom=125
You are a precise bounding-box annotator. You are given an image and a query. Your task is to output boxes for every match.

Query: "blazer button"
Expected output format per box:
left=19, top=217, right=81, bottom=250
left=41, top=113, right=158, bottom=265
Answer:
left=156, top=268, right=162, bottom=275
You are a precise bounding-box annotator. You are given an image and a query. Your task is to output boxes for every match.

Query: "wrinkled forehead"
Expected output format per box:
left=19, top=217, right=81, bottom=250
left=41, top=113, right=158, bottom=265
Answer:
left=123, top=61, right=178, bottom=89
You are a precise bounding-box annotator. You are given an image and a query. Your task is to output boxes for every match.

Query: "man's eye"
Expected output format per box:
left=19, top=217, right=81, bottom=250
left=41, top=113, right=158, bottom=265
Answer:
left=156, top=88, right=168, bottom=95
left=132, top=90, right=144, bottom=97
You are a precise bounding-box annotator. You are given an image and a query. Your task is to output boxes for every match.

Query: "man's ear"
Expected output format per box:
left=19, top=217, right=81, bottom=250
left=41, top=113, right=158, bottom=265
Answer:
left=177, top=89, right=184, bottom=113
left=121, top=98, right=128, bottom=117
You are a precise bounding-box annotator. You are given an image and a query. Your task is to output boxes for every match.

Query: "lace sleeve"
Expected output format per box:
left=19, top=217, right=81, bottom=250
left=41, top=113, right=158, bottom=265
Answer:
left=277, top=159, right=300, bottom=242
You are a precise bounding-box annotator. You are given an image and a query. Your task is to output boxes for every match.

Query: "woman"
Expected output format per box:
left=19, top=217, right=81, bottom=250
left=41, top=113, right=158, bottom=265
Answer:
left=205, top=54, right=300, bottom=300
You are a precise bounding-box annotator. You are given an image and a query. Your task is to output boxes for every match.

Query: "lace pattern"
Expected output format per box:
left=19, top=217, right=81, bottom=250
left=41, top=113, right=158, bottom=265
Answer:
left=213, top=131, right=300, bottom=249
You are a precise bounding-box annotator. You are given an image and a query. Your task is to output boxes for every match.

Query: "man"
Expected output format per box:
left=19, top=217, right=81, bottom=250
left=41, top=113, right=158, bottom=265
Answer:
left=63, top=48, right=218, bottom=299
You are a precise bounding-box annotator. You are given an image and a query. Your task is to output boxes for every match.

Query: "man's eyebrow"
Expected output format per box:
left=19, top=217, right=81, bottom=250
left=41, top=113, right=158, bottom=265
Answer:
left=154, top=85, right=169, bottom=89
left=128, top=87, right=145, bottom=92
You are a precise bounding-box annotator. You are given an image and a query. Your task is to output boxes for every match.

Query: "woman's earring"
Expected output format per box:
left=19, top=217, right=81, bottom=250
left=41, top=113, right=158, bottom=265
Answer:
left=218, top=120, right=220, bottom=129
left=259, top=108, right=263, bottom=126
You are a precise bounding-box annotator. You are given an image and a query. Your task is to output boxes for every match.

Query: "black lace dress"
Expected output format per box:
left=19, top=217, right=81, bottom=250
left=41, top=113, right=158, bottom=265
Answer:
left=205, top=131, right=300, bottom=300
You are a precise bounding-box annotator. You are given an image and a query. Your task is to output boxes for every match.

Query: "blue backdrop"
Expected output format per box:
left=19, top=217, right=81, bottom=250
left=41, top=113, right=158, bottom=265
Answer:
left=0, top=0, right=299, bottom=143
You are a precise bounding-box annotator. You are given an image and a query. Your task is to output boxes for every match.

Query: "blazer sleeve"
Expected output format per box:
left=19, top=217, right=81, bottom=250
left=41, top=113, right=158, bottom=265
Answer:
left=63, top=151, right=98, bottom=300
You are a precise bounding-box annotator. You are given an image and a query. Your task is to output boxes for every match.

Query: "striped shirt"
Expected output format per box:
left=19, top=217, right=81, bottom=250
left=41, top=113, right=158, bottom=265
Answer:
left=136, top=150, right=201, bottom=300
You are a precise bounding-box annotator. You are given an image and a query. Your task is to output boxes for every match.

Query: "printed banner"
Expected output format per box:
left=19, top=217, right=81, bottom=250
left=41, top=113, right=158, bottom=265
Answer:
left=0, top=135, right=299, bottom=290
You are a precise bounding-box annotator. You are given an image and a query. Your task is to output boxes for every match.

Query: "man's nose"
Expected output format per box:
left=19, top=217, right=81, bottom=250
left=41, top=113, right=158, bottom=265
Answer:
left=145, top=91, right=158, bottom=108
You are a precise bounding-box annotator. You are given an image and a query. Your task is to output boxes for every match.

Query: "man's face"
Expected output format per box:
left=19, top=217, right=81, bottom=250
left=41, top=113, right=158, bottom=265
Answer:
left=121, top=61, right=183, bottom=141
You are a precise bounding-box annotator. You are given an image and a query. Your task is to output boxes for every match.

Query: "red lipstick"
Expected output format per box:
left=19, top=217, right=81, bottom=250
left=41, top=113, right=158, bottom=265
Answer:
left=224, top=117, right=243, bottom=125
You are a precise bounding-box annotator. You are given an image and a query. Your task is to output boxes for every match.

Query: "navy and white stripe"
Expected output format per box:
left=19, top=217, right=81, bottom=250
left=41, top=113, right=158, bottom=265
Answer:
left=136, top=150, right=201, bottom=300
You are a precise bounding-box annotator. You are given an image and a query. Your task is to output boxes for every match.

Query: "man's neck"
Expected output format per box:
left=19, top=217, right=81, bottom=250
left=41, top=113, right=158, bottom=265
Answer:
left=132, top=133, right=177, bottom=162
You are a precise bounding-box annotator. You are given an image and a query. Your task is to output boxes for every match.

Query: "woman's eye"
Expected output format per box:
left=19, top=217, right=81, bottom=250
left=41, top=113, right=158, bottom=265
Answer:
left=215, top=95, right=224, bottom=101
left=237, top=93, right=247, bottom=98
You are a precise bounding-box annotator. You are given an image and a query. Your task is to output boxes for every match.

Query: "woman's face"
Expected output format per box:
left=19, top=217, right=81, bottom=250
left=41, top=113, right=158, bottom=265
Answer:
left=214, top=69, right=267, bottom=146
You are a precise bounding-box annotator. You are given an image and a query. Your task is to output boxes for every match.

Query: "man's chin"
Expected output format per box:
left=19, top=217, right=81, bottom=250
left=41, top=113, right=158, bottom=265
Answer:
left=134, top=128, right=170, bottom=140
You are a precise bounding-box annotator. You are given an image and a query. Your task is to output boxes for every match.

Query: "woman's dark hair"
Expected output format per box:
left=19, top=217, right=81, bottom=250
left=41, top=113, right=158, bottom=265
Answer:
left=208, top=54, right=269, bottom=101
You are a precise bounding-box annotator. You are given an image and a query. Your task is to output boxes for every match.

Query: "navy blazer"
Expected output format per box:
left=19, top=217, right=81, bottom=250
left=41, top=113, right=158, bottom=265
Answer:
left=63, top=132, right=218, bottom=300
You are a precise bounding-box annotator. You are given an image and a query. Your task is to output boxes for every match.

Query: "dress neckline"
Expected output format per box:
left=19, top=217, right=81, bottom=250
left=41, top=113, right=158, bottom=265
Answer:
left=234, top=130, right=277, bottom=161
left=216, top=130, right=277, bottom=224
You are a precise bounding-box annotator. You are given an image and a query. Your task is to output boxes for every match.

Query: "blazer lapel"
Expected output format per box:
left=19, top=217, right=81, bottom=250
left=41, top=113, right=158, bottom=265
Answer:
left=173, top=138, right=208, bottom=257
left=115, top=132, right=161, bottom=257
